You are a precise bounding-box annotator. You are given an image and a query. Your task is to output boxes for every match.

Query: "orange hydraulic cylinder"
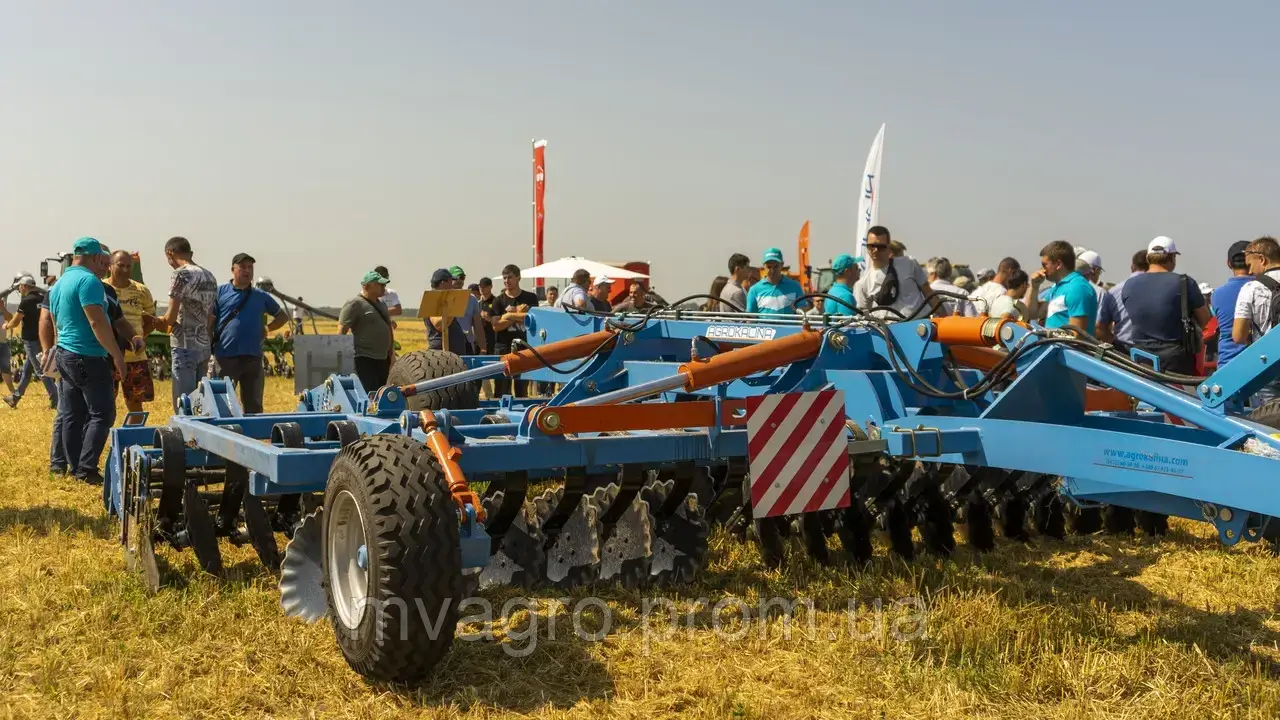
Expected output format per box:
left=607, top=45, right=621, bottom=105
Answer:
left=502, top=330, right=617, bottom=376
left=677, top=328, right=824, bottom=391
left=930, top=316, right=1024, bottom=348
left=419, top=412, right=485, bottom=521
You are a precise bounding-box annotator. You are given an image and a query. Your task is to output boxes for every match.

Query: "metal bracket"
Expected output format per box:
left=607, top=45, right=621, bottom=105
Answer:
left=887, top=425, right=944, bottom=458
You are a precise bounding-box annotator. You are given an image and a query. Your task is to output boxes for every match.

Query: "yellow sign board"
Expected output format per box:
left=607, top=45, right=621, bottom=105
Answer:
left=416, top=289, right=472, bottom=319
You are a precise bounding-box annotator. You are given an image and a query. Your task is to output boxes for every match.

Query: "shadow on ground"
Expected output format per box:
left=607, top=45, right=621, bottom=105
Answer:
left=0, top=504, right=115, bottom=539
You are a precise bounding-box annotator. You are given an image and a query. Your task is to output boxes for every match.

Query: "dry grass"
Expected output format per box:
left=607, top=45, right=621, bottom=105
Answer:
left=1, top=332, right=1279, bottom=718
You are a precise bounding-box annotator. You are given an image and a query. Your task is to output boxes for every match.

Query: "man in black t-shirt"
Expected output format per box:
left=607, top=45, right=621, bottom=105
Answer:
left=477, top=277, right=497, bottom=354
left=489, top=264, right=539, bottom=398
left=3, top=277, right=58, bottom=408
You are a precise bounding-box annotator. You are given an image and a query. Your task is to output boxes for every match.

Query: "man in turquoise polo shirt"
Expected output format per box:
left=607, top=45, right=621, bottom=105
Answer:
left=822, top=253, right=860, bottom=315
left=45, top=237, right=126, bottom=483
left=1030, top=239, right=1098, bottom=334
left=746, top=247, right=810, bottom=315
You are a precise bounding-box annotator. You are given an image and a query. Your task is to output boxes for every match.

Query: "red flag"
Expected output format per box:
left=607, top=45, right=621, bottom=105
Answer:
left=532, top=139, right=547, bottom=290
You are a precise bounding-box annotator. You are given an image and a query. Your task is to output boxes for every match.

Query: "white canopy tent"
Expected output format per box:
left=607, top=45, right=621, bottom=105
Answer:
left=517, top=256, right=649, bottom=280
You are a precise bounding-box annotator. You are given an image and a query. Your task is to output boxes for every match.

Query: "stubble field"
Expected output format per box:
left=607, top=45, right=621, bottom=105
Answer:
left=1, top=321, right=1278, bottom=718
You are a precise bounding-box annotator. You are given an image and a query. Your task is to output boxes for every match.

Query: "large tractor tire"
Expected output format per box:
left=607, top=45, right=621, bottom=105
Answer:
left=386, top=349, right=480, bottom=411
left=322, top=434, right=464, bottom=684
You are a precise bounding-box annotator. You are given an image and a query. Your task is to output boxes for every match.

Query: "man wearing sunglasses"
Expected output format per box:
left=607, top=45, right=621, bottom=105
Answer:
left=853, top=226, right=932, bottom=320
left=1027, top=240, right=1098, bottom=334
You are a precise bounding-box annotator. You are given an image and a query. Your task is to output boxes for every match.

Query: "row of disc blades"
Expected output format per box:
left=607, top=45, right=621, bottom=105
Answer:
left=479, top=478, right=709, bottom=591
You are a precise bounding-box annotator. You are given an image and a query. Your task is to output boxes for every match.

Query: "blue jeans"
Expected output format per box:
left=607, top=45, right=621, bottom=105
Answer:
left=16, top=339, right=58, bottom=407
left=171, top=346, right=210, bottom=411
left=51, top=351, right=116, bottom=478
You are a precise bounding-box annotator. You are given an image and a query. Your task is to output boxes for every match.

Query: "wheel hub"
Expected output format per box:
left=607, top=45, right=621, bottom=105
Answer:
left=328, top=490, right=369, bottom=630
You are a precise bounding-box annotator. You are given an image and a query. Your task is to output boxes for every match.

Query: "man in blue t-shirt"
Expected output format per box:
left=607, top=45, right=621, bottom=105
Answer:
left=1119, top=237, right=1211, bottom=375
left=1028, top=240, right=1098, bottom=334
left=822, top=253, right=860, bottom=315
left=212, top=253, right=288, bottom=414
left=45, top=237, right=126, bottom=483
left=746, top=246, right=809, bottom=315
left=1212, top=240, right=1253, bottom=368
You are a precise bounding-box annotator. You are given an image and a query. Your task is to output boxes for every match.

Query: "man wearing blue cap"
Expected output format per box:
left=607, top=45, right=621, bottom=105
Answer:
left=822, top=254, right=860, bottom=315
left=44, top=237, right=126, bottom=483
left=746, top=246, right=809, bottom=315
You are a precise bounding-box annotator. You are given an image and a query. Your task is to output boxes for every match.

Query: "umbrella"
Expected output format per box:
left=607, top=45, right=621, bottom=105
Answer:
left=519, top=256, right=649, bottom=280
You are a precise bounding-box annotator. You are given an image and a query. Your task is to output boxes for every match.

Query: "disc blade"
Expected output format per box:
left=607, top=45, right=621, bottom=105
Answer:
left=280, top=508, right=327, bottom=622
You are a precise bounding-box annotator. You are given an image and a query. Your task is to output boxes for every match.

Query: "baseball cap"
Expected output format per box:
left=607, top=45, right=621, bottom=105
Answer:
left=449, top=265, right=465, bottom=278
left=361, top=269, right=390, bottom=285
left=231, top=252, right=256, bottom=265
left=17, top=275, right=36, bottom=287
left=831, top=253, right=857, bottom=273
left=467, top=282, right=479, bottom=292
left=1078, top=250, right=1103, bottom=270
left=430, top=268, right=454, bottom=287
left=1228, top=240, right=1250, bottom=263
left=594, top=275, right=614, bottom=287
left=762, top=247, right=784, bottom=265
left=72, top=237, right=106, bottom=256
left=1148, top=236, right=1179, bottom=255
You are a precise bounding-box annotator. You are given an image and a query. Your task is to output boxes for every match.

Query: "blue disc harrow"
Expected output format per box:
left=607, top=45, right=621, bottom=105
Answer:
left=103, top=305, right=1280, bottom=684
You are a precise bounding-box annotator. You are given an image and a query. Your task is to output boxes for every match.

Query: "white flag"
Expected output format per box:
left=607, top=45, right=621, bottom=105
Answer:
left=855, top=123, right=885, bottom=266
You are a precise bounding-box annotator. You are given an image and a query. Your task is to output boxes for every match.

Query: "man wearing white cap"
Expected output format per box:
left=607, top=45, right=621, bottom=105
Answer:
left=1077, top=250, right=1107, bottom=308
left=588, top=276, right=614, bottom=313
left=3, top=275, right=59, bottom=408
left=1119, top=236, right=1210, bottom=375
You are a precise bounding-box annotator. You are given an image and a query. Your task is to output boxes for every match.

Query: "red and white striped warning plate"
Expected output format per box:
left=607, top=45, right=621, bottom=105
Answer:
left=745, top=389, right=851, bottom=518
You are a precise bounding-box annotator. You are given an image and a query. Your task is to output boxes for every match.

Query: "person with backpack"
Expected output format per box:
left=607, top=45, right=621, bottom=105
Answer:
left=854, top=226, right=932, bottom=319
left=1119, top=236, right=1211, bottom=376
left=1232, top=236, right=1280, bottom=405
left=339, top=270, right=397, bottom=393
left=212, top=253, right=289, bottom=414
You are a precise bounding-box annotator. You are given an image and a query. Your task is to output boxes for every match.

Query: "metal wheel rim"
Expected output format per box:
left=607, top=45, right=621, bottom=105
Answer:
left=327, top=490, right=369, bottom=630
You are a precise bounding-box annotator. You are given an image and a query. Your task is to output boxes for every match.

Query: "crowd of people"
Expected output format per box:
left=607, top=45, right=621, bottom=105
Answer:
left=7, top=237, right=294, bottom=484
left=12, top=225, right=1280, bottom=483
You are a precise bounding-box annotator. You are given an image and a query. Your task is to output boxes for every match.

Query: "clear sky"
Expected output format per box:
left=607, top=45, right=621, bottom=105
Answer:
left=3, top=1, right=1276, bottom=305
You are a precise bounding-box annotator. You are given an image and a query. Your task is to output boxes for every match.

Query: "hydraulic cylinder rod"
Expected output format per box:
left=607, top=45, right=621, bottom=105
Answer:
left=573, top=328, right=825, bottom=406
left=401, top=329, right=617, bottom=397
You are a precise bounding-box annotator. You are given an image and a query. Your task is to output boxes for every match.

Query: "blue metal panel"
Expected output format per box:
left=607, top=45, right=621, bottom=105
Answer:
left=170, top=416, right=338, bottom=490
left=876, top=415, right=1280, bottom=517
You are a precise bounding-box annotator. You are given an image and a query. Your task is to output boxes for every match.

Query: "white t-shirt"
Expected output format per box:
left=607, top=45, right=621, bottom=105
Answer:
left=292, top=305, right=303, bottom=320
left=990, top=294, right=1025, bottom=320
left=968, top=281, right=1006, bottom=317
left=1234, top=269, right=1280, bottom=340
left=854, top=257, right=929, bottom=320
left=382, top=288, right=401, bottom=310
left=929, top=280, right=976, bottom=317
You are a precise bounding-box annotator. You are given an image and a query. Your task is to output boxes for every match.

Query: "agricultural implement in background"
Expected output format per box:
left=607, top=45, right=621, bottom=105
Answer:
left=103, top=299, right=1280, bottom=684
